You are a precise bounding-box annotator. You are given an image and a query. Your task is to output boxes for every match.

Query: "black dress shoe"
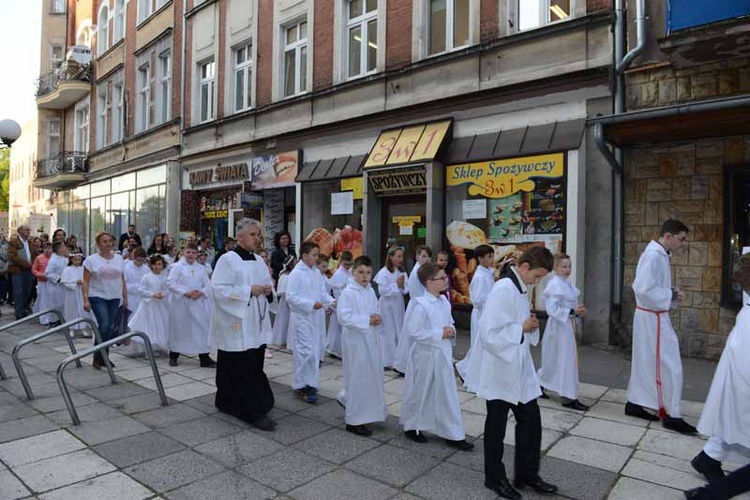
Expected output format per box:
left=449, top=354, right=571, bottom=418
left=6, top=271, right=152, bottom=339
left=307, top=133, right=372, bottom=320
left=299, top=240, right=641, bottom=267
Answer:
left=199, top=357, right=217, bottom=368
left=539, top=387, right=550, bottom=399
left=684, top=486, right=711, bottom=500
left=691, top=451, right=724, bottom=482
left=514, top=476, right=558, bottom=494
left=405, top=430, right=427, bottom=443
left=445, top=439, right=474, bottom=451
left=625, top=401, right=660, bottom=421
left=169, top=358, right=178, bottom=367
left=485, top=478, right=522, bottom=500
left=663, top=416, right=698, bottom=434
left=562, top=399, right=589, bottom=411
left=251, top=416, right=277, bottom=431
left=346, top=424, right=372, bottom=436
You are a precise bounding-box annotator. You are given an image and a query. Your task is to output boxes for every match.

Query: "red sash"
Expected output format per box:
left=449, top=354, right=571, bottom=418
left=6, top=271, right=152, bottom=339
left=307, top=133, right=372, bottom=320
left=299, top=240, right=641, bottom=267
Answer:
left=636, top=306, right=669, bottom=419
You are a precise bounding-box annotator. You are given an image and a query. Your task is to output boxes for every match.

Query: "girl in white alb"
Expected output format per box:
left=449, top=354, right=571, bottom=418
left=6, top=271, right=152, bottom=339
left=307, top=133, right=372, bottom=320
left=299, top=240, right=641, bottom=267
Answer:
left=373, top=246, right=408, bottom=369
left=124, top=248, right=150, bottom=316
left=128, top=255, right=170, bottom=353
left=61, top=254, right=96, bottom=337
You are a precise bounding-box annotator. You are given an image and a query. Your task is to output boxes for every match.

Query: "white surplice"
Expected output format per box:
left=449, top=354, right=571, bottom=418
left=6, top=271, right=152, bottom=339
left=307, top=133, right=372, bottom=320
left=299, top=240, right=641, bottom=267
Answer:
left=627, top=240, right=683, bottom=417
left=124, top=261, right=150, bottom=316
left=271, top=273, right=291, bottom=347
left=167, top=260, right=212, bottom=354
left=374, top=267, right=408, bottom=368
left=407, top=262, right=425, bottom=299
left=400, top=293, right=465, bottom=440
left=337, top=281, right=387, bottom=426
left=128, top=272, right=170, bottom=352
left=537, top=274, right=581, bottom=400
left=287, top=262, right=333, bottom=390
left=467, top=268, right=541, bottom=404
left=210, top=251, right=275, bottom=352
left=326, top=266, right=352, bottom=357
left=44, top=254, right=68, bottom=322
left=60, top=266, right=97, bottom=331
left=455, top=265, right=494, bottom=390
left=316, top=270, right=333, bottom=359
left=698, top=303, right=750, bottom=462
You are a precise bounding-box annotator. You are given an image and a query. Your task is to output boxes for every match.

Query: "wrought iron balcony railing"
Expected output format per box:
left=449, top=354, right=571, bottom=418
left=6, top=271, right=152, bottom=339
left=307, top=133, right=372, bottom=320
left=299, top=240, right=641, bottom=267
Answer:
left=36, top=152, right=89, bottom=179
left=35, top=62, right=92, bottom=97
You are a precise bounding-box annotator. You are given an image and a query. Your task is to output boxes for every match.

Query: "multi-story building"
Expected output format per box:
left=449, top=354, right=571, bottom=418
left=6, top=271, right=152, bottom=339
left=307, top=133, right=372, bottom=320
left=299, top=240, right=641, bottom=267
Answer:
left=9, top=118, right=52, bottom=233
left=596, top=0, right=750, bottom=358
left=34, top=0, right=183, bottom=253
left=178, top=0, right=615, bottom=343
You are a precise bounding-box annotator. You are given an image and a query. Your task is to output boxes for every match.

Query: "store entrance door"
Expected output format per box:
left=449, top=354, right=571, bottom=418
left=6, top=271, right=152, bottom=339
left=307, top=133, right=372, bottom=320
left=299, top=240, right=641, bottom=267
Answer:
left=381, top=195, right=427, bottom=272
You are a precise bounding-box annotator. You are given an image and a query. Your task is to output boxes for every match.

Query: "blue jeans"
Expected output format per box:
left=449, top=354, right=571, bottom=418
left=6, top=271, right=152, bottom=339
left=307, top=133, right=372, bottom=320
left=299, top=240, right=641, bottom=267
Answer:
left=11, top=270, right=33, bottom=320
left=89, top=297, right=121, bottom=344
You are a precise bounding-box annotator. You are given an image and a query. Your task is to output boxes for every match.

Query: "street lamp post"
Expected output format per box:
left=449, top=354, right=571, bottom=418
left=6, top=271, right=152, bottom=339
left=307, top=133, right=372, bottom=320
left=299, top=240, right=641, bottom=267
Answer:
left=0, top=119, right=22, bottom=148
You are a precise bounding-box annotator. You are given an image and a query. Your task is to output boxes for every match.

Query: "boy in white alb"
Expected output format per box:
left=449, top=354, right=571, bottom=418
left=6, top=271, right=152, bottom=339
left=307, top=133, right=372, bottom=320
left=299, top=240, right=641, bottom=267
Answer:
left=326, top=251, right=353, bottom=359
left=537, top=253, right=588, bottom=411
left=124, top=247, right=150, bottom=316
left=401, top=262, right=473, bottom=451
left=337, top=255, right=387, bottom=436
left=287, top=241, right=334, bottom=404
left=626, top=219, right=696, bottom=434
left=44, top=241, right=70, bottom=326
left=167, top=243, right=215, bottom=367
left=456, top=244, right=495, bottom=390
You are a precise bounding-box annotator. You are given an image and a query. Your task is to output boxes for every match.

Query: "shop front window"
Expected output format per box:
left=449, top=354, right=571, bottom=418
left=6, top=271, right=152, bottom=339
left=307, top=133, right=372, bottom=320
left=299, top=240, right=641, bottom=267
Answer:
left=444, top=152, right=567, bottom=306
left=302, top=179, right=364, bottom=262
left=723, top=166, right=750, bottom=305
left=136, top=185, right=164, bottom=250
left=89, top=197, right=107, bottom=253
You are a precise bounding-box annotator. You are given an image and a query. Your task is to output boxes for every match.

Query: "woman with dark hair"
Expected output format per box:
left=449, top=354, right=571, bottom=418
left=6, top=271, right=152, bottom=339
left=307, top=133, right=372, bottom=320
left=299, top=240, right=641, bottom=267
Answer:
left=147, top=233, right=168, bottom=255
left=52, top=228, right=67, bottom=243
left=270, top=230, right=296, bottom=282
left=66, top=235, right=84, bottom=255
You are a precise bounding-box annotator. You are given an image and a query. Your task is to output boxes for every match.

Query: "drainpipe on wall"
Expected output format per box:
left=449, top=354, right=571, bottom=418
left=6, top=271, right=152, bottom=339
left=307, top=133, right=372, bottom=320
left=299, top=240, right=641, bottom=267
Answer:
left=603, top=0, right=646, bottom=345
left=179, top=0, right=188, bottom=199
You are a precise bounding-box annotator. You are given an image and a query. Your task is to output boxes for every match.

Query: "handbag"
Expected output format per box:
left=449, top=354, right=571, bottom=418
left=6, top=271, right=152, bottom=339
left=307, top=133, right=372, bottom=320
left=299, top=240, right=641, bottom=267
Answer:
left=112, top=305, right=132, bottom=338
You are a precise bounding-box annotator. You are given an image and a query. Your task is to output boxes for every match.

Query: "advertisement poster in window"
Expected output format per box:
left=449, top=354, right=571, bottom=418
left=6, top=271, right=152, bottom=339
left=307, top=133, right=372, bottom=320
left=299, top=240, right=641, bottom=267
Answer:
left=444, top=152, right=566, bottom=305
left=251, top=151, right=299, bottom=190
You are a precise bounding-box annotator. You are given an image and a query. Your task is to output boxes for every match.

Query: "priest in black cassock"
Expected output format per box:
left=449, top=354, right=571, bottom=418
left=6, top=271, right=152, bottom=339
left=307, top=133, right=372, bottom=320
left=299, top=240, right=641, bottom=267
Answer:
left=210, top=218, right=277, bottom=431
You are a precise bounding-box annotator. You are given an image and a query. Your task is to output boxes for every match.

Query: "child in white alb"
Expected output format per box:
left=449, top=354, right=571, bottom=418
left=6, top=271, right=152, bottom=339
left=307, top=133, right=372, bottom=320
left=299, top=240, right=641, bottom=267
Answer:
left=61, top=251, right=96, bottom=338
left=129, top=254, right=170, bottom=353
left=373, top=245, right=408, bottom=370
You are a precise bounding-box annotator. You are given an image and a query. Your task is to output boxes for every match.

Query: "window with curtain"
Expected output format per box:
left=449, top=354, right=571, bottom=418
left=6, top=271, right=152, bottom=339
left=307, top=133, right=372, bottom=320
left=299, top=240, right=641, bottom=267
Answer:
left=283, top=20, right=308, bottom=97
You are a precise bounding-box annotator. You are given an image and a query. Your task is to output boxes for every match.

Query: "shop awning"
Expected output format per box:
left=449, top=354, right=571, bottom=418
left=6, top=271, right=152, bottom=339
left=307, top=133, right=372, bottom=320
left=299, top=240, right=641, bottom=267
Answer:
left=444, top=119, right=585, bottom=164
left=296, top=154, right=367, bottom=182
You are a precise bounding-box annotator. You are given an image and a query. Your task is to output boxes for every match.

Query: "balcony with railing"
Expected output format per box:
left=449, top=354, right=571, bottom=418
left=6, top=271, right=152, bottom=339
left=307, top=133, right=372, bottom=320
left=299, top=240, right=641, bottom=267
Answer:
left=34, top=152, right=89, bottom=189
left=35, top=62, right=92, bottom=109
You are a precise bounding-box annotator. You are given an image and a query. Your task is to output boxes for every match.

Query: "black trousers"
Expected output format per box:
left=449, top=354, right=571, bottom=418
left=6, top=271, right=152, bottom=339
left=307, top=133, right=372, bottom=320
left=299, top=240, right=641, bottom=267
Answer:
left=706, top=462, right=750, bottom=499
left=484, top=398, right=542, bottom=486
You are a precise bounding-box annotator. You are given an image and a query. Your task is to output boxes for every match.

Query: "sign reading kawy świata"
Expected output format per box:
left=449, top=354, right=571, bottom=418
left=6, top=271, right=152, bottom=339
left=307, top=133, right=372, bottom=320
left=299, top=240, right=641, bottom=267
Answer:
left=446, top=153, right=564, bottom=198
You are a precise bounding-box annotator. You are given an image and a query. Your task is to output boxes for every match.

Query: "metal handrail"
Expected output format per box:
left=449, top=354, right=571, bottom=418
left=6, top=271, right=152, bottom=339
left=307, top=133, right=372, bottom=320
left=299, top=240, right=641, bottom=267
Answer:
left=0, top=309, right=68, bottom=381
left=12, top=318, right=116, bottom=399
left=57, top=331, right=168, bottom=426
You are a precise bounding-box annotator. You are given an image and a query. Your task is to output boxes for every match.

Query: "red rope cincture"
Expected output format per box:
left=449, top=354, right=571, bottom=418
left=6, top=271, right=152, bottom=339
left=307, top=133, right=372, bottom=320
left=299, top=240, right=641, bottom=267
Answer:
left=636, top=306, right=669, bottom=420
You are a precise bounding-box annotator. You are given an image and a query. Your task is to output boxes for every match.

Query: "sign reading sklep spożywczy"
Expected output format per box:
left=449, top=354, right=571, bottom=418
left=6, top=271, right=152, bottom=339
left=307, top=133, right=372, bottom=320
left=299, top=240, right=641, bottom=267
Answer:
left=446, top=153, right=564, bottom=198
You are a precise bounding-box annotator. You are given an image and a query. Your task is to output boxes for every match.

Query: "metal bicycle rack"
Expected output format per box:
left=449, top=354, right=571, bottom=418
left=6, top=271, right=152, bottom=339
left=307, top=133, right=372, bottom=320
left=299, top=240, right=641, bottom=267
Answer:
left=12, top=318, right=116, bottom=400
left=57, top=331, right=168, bottom=426
left=0, top=309, right=70, bottom=382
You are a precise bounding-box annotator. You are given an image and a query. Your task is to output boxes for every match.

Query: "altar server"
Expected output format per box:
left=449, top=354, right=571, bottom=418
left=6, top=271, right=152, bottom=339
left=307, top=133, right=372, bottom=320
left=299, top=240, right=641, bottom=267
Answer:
left=44, top=240, right=70, bottom=326
left=537, top=253, right=588, bottom=410
left=691, top=253, right=750, bottom=483
left=210, top=218, right=277, bottom=431
left=456, top=244, right=495, bottom=389
left=326, top=251, right=353, bottom=359
left=270, top=255, right=295, bottom=348
left=167, top=243, right=215, bottom=367
left=124, top=247, right=150, bottom=316
left=471, top=247, right=558, bottom=499
left=336, top=255, right=387, bottom=436
left=374, top=245, right=408, bottom=369
left=626, top=219, right=696, bottom=434
left=316, top=255, right=333, bottom=359
left=60, top=252, right=95, bottom=337
left=128, top=254, right=170, bottom=352
left=287, top=241, right=333, bottom=404
left=400, top=262, right=473, bottom=451
left=406, top=245, right=432, bottom=299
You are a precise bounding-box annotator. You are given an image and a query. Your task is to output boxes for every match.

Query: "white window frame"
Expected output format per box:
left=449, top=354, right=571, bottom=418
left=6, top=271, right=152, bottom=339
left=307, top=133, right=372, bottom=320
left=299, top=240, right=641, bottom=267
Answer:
left=232, top=42, right=254, bottom=113
left=512, top=0, right=577, bottom=33
left=157, top=51, right=172, bottom=124
left=282, top=20, right=309, bottom=98
left=112, top=80, right=124, bottom=143
left=97, top=4, right=110, bottom=55
left=47, top=119, right=61, bottom=158
left=96, top=85, right=110, bottom=149
left=137, top=63, right=151, bottom=132
left=427, top=0, right=471, bottom=56
left=114, top=0, right=126, bottom=41
left=199, top=59, right=216, bottom=123
left=74, top=102, right=90, bottom=154
left=51, top=0, right=65, bottom=14
left=345, top=0, right=378, bottom=79
left=138, top=0, right=152, bottom=23
left=50, top=44, right=64, bottom=69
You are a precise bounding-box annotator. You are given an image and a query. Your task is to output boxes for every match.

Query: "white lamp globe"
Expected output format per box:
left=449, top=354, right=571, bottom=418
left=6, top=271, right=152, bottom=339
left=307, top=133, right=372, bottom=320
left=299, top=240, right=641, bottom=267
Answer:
left=0, top=119, right=22, bottom=147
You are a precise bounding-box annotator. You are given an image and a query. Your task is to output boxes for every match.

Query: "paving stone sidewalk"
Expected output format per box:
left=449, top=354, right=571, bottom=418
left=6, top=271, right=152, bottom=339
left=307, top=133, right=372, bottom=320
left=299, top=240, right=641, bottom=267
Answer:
left=0, top=310, right=747, bottom=500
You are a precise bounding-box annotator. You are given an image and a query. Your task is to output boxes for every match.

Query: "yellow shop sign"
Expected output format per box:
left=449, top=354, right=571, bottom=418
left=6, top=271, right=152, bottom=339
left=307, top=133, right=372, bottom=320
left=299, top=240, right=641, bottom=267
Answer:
left=446, top=153, right=565, bottom=198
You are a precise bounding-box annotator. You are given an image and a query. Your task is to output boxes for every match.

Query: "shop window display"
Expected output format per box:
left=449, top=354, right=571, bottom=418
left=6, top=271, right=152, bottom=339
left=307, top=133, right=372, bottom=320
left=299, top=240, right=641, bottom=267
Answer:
left=445, top=152, right=566, bottom=306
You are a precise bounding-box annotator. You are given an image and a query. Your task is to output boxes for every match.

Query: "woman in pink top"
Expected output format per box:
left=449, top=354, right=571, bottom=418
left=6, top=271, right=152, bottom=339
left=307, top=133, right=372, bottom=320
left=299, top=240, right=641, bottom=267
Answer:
left=31, top=243, right=53, bottom=324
